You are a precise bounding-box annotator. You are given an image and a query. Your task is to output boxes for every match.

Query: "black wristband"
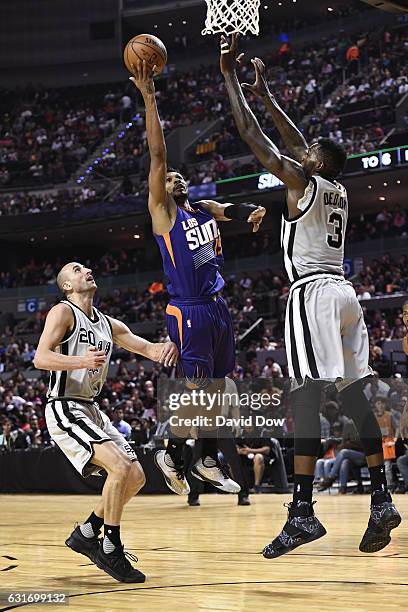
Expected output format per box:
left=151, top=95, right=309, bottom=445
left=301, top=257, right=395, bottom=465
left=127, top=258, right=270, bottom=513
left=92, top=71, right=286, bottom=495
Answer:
left=224, top=203, right=258, bottom=221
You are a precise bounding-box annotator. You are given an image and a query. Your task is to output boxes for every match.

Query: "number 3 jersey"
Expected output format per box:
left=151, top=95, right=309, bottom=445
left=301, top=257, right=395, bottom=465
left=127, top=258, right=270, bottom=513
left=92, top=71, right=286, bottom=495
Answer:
left=47, top=300, right=113, bottom=401
left=281, top=175, right=348, bottom=282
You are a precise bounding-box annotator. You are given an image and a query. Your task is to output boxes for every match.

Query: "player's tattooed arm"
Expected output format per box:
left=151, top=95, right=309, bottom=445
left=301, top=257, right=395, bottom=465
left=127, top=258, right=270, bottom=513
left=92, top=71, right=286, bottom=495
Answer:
left=241, top=57, right=308, bottom=163
left=34, top=304, right=106, bottom=371
left=129, top=59, right=176, bottom=234
left=108, top=317, right=178, bottom=367
left=220, top=34, right=308, bottom=196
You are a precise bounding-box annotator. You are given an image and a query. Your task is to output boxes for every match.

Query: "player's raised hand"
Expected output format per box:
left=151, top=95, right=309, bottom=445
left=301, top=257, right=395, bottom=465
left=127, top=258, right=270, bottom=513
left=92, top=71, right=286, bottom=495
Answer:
left=81, top=347, right=107, bottom=369
left=158, top=341, right=179, bottom=368
left=129, top=59, right=157, bottom=95
left=241, top=57, right=271, bottom=99
left=220, top=33, right=245, bottom=75
left=248, top=206, right=266, bottom=233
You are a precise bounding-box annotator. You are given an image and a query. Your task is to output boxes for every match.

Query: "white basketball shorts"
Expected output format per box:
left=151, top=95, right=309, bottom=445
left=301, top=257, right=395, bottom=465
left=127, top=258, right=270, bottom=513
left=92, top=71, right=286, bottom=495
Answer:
left=285, top=275, right=372, bottom=389
left=45, top=399, right=138, bottom=477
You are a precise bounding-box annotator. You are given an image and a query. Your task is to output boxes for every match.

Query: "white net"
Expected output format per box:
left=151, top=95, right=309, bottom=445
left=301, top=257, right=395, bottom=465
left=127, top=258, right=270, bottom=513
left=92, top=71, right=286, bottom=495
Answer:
left=202, top=0, right=261, bottom=36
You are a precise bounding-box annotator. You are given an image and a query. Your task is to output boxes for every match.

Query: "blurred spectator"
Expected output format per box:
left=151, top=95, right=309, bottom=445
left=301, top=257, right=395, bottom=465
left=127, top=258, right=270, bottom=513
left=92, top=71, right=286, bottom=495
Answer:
left=374, top=397, right=396, bottom=488
left=111, top=406, right=132, bottom=440
left=318, top=420, right=366, bottom=493
left=0, top=417, right=31, bottom=450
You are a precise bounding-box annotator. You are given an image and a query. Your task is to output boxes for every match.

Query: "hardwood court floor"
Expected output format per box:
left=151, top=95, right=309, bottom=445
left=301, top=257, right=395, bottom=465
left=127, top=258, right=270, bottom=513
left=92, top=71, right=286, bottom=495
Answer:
left=1, top=493, right=408, bottom=611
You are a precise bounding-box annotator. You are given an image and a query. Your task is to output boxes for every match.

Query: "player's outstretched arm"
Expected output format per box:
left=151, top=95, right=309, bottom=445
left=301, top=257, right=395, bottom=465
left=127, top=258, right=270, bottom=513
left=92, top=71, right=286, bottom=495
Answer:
left=196, top=200, right=266, bottom=233
left=109, top=317, right=178, bottom=367
left=129, top=60, right=175, bottom=234
left=34, top=304, right=107, bottom=371
left=220, top=35, right=307, bottom=193
left=241, top=57, right=308, bottom=163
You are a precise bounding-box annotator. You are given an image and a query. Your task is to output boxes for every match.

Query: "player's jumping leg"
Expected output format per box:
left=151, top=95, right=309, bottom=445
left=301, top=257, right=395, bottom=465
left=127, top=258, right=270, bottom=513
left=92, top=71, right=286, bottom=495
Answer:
left=155, top=438, right=190, bottom=495
left=154, top=398, right=190, bottom=495
left=339, top=379, right=401, bottom=552
left=191, top=378, right=240, bottom=494
left=263, top=381, right=326, bottom=559
left=191, top=302, right=241, bottom=493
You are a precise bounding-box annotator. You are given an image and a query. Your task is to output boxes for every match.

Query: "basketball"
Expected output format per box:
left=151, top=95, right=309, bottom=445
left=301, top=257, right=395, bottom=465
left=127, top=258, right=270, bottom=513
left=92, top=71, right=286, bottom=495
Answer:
left=124, top=34, right=167, bottom=75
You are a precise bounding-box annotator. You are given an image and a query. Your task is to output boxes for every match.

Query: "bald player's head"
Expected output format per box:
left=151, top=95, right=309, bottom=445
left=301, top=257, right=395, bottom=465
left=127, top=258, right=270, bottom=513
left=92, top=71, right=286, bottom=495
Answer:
left=56, top=262, right=97, bottom=296
left=56, top=264, right=72, bottom=294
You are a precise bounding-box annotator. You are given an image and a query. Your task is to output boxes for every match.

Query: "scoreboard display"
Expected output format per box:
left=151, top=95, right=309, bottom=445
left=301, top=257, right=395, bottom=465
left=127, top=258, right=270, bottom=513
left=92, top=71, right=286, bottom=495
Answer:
left=346, top=145, right=408, bottom=174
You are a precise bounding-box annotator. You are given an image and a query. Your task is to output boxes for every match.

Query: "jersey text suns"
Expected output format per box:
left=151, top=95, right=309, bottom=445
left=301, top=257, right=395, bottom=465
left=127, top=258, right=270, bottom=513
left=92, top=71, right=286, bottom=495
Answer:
left=182, top=217, right=220, bottom=251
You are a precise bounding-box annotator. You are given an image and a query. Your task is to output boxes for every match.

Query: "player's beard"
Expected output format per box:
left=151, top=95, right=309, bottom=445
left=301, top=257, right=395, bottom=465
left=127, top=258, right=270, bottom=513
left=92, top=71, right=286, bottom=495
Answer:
left=173, top=191, right=189, bottom=207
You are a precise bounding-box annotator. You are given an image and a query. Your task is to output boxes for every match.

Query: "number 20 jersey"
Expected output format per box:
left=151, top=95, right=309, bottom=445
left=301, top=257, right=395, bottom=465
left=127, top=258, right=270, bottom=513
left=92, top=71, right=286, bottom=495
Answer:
left=281, top=174, right=348, bottom=282
left=47, top=300, right=113, bottom=401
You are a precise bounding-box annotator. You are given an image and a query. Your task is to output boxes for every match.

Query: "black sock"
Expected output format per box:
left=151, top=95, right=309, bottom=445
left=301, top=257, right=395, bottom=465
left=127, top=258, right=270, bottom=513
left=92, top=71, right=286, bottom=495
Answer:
left=80, top=511, right=103, bottom=538
left=369, top=464, right=388, bottom=498
left=202, top=437, right=218, bottom=462
left=87, top=511, right=104, bottom=533
left=167, top=436, right=186, bottom=466
left=103, top=524, right=121, bottom=553
left=293, top=474, right=314, bottom=505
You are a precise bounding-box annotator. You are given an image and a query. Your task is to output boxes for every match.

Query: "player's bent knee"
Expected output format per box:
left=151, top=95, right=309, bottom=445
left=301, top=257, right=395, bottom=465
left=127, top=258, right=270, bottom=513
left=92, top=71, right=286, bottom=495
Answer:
left=92, top=440, right=130, bottom=471
left=112, top=460, right=132, bottom=481
left=130, top=461, right=146, bottom=489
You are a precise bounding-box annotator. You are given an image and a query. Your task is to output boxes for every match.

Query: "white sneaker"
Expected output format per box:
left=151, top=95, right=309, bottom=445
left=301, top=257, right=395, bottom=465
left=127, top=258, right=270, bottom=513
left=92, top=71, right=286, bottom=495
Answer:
left=154, top=450, right=190, bottom=496
left=191, top=456, right=241, bottom=493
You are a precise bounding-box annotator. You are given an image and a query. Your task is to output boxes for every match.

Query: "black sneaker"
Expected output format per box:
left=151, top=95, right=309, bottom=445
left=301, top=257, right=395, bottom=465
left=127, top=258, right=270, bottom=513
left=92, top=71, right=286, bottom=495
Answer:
left=263, top=501, right=327, bottom=559
left=238, top=495, right=251, bottom=506
left=65, top=525, right=100, bottom=562
left=359, top=492, right=401, bottom=553
left=188, top=495, right=200, bottom=507
left=95, top=543, right=146, bottom=583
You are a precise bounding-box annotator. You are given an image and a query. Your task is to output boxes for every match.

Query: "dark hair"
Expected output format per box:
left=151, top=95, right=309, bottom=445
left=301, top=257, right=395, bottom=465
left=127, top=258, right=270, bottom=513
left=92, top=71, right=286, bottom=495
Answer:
left=317, top=138, right=348, bottom=180
left=167, top=166, right=184, bottom=177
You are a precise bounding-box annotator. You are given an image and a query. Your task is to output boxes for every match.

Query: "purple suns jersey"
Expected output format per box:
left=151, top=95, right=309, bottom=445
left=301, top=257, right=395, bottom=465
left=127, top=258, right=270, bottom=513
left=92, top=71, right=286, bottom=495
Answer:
left=154, top=203, right=225, bottom=298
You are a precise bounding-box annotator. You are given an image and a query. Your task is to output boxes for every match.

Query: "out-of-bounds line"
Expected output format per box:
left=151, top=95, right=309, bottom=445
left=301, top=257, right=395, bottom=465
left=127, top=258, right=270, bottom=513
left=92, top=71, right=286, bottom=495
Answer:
left=1, top=579, right=408, bottom=611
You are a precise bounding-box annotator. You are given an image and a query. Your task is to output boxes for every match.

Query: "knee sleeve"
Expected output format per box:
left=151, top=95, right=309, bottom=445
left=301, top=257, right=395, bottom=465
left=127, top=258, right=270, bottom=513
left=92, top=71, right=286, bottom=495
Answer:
left=292, top=379, right=324, bottom=457
left=340, top=379, right=383, bottom=456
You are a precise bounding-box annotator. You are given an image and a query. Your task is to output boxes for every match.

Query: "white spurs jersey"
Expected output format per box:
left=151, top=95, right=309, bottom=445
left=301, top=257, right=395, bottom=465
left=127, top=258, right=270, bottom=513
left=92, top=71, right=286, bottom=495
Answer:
left=281, top=175, right=348, bottom=283
left=47, top=300, right=113, bottom=401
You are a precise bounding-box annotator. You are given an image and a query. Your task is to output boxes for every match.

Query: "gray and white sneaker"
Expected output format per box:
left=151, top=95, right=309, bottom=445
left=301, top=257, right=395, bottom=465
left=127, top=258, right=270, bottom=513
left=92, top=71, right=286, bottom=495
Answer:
left=191, top=456, right=241, bottom=493
left=154, top=449, right=190, bottom=495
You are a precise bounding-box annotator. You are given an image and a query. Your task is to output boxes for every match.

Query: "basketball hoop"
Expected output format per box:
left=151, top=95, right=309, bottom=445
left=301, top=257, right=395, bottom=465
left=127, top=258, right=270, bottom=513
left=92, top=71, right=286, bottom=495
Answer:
left=202, top=0, right=261, bottom=36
